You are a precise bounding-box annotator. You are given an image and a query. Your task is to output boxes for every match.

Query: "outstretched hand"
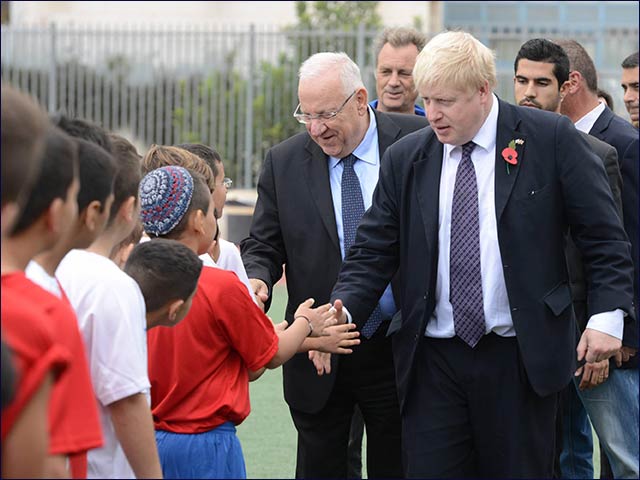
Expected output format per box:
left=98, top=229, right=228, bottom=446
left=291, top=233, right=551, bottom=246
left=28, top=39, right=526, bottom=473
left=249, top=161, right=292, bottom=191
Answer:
left=295, top=298, right=336, bottom=337
left=249, top=278, right=269, bottom=311
left=316, top=323, right=360, bottom=355
left=330, top=299, right=348, bottom=325
left=308, top=351, right=332, bottom=376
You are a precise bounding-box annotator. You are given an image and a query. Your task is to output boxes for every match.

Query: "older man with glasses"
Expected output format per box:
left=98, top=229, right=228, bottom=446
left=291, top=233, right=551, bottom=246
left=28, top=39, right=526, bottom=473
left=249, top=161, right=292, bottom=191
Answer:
left=241, top=51, right=427, bottom=478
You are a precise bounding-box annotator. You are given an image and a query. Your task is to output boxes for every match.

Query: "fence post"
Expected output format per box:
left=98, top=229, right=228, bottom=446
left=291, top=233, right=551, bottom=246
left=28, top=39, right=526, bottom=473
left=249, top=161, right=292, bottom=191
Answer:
left=244, top=24, right=256, bottom=188
left=356, top=22, right=365, bottom=70
left=48, top=22, right=57, bottom=112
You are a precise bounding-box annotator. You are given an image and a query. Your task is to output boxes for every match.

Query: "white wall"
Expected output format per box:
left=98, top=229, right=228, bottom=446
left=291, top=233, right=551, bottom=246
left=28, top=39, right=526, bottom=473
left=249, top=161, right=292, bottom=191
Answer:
left=10, top=1, right=438, bottom=29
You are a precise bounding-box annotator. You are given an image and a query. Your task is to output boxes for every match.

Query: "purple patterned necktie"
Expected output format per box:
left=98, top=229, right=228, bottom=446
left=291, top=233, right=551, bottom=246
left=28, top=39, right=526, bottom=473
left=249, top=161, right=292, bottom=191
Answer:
left=450, top=141, right=486, bottom=347
left=341, top=154, right=383, bottom=339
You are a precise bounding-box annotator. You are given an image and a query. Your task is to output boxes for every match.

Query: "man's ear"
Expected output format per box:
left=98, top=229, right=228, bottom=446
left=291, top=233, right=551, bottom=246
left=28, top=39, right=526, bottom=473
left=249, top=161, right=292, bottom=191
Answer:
left=559, top=80, right=570, bottom=100
left=355, top=87, right=369, bottom=114
left=566, top=71, right=582, bottom=94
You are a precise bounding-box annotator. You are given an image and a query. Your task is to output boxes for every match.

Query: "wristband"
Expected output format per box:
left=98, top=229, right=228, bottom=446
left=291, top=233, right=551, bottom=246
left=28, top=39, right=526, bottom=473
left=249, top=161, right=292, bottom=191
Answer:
left=295, top=315, right=313, bottom=337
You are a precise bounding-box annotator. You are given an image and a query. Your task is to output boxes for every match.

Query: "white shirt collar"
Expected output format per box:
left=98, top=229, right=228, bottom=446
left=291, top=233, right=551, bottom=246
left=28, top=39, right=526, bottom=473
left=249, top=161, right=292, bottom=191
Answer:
left=574, top=101, right=605, bottom=134
left=444, top=93, right=499, bottom=158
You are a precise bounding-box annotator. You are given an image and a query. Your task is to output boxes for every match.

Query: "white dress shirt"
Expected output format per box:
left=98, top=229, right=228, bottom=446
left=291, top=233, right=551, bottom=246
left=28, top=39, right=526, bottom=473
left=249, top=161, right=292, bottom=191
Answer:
left=427, top=94, right=514, bottom=338
left=574, top=101, right=605, bottom=134
left=572, top=101, right=625, bottom=338
left=427, top=94, right=622, bottom=340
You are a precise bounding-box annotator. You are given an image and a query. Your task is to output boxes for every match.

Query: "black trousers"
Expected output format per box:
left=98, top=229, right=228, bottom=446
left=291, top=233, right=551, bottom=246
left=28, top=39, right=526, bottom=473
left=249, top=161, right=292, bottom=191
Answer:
left=291, top=326, right=403, bottom=478
left=403, top=333, right=559, bottom=478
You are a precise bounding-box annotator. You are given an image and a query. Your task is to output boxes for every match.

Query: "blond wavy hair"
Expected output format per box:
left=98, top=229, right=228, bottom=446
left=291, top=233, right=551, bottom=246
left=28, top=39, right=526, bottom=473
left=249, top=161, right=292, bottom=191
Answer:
left=413, top=31, right=496, bottom=94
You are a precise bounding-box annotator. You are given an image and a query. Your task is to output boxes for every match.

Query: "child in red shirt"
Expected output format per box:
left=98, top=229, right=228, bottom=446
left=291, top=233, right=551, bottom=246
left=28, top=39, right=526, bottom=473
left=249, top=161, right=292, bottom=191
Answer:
left=4, top=127, right=106, bottom=478
left=141, top=165, right=333, bottom=478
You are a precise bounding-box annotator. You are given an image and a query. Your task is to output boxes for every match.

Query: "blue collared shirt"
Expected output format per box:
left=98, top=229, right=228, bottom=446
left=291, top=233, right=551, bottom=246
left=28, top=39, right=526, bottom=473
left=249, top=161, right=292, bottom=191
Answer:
left=369, top=99, right=425, bottom=117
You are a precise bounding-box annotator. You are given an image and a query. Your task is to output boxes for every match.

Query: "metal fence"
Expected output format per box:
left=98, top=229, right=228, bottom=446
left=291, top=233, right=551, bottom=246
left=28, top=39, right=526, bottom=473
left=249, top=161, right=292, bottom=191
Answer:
left=2, top=23, right=638, bottom=187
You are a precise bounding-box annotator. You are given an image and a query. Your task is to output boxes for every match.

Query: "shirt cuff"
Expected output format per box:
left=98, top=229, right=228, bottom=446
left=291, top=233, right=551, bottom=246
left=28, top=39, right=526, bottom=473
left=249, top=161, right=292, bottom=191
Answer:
left=342, top=306, right=353, bottom=324
left=586, top=309, right=625, bottom=340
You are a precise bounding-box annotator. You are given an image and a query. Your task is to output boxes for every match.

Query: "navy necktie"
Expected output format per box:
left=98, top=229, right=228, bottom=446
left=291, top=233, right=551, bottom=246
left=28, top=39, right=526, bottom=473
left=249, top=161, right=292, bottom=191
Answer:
left=341, top=154, right=383, bottom=339
left=449, top=141, right=485, bottom=347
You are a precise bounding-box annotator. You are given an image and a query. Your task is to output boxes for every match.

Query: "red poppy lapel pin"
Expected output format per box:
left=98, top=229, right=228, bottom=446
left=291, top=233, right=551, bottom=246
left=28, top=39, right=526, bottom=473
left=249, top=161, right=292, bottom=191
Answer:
left=501, top=138, right=524, bottom=175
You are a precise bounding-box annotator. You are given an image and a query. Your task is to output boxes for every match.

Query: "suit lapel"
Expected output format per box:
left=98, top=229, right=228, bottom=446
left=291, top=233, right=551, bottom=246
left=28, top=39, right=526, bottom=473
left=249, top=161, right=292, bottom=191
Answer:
left=589, top=106, right=613, bottom=137
left=303, top=139, right=340, bottom=251
left=414, top=131, right=443, bottom=253
left=374, top=109, right=403, bottom=154
left=494, top=100, right=525, bottom=221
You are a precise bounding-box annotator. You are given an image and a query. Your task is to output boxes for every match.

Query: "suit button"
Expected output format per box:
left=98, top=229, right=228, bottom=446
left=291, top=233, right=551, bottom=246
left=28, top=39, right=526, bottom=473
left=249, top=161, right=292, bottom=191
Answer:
left=512, top=307, right=518, bottom=312
left=414, top=333, right=419, bottom=341
left=503, top=264, right=509, bottom=268
left=423, top=295, right=427, bottom=300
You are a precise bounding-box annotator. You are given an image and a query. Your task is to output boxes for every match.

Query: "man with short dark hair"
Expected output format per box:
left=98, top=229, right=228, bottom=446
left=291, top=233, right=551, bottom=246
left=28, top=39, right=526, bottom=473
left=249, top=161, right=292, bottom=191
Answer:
left=513, top=38, right=629, bottom=479
left=621, top=51, right=639, bottom=129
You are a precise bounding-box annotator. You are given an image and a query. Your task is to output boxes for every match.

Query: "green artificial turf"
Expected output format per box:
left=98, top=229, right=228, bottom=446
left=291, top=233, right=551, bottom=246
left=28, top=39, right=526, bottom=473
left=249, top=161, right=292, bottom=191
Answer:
left=236, top=284, right=601, bottom=479
left=237, top=284, right=298, bottom=478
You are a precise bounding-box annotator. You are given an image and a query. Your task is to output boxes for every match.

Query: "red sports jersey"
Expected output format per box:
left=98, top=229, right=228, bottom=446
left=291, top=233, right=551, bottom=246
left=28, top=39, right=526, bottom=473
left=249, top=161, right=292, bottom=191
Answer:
left=1, top=272, right=70, bottom=440
left=2, top=272, right=102, bottom=478
left=148, top=267, right=279, bottom=433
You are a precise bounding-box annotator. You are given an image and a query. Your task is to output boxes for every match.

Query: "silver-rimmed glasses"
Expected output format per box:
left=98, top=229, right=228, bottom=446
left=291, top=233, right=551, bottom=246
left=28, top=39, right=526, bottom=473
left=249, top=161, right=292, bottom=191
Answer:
left=293, top=90, right=357, bottom=124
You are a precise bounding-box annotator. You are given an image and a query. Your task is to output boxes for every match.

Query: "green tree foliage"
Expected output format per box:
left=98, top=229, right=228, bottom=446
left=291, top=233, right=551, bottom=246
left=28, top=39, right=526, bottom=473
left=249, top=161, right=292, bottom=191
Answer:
left=295, top=1, right=382, bottom=32
left=172, top=1, right=383, bottom=184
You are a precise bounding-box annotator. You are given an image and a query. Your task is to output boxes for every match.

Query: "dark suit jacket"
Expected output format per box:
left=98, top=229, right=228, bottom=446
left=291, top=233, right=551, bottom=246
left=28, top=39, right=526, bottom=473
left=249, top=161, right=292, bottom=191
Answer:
left=589, top=107, right=639, bottom=353
left=566, top=132, right=622, bottom=330
left=331, top=98, right=635, bottom=411
left=241, top=109, right=428, bottom=413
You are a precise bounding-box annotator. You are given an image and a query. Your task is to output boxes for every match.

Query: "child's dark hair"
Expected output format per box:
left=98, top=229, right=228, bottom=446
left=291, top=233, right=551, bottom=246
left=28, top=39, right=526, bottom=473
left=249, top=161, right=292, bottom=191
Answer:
left=11, top=126, right=78, bottom=235
left=52, top=114, right=113, bottom=153
left=107, top=133, right=142, bottom=225
left=76, top=138, right=117, bottom=213
left=176, top=143, right=222, bottom=178
left=1, top=84, right=48, bottom=207
left=124, top=238, right=203, bottom=313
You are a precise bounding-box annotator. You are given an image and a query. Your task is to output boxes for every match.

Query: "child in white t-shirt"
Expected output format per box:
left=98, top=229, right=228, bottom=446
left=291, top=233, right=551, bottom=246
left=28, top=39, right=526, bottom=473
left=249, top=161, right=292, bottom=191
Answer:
left=56, top=133, right=163, bottom=479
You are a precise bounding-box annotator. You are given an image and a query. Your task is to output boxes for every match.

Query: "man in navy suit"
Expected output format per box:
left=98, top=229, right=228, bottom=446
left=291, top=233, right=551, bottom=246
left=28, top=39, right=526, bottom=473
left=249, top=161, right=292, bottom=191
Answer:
left=330, top=31, right=635, bottom=478
left=557, top=39, right=639, bottom=478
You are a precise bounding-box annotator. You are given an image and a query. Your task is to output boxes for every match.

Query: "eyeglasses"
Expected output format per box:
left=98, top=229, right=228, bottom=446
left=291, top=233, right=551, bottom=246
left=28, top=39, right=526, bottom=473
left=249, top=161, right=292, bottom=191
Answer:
left=293, top=90, right=357, bottom=124
left=222, top=177, right=233, bottom=189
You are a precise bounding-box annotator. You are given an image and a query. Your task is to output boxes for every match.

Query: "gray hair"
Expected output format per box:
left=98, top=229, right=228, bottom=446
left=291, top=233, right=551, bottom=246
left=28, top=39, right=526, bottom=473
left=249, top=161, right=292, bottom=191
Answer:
left=555, top=39, right=598, bottom=93
left=299, top=52, right=364, bottom=96
left=374, top=27, right=427, bottom=64
left=622, top=51, right=639, bottom=69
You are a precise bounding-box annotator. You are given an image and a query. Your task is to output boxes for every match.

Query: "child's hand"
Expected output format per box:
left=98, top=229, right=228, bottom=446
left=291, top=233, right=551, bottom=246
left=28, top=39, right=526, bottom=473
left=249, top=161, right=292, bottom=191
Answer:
left=316, top=323, right=360, bottom=354
left=294, top=298, right=333, bottom=337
